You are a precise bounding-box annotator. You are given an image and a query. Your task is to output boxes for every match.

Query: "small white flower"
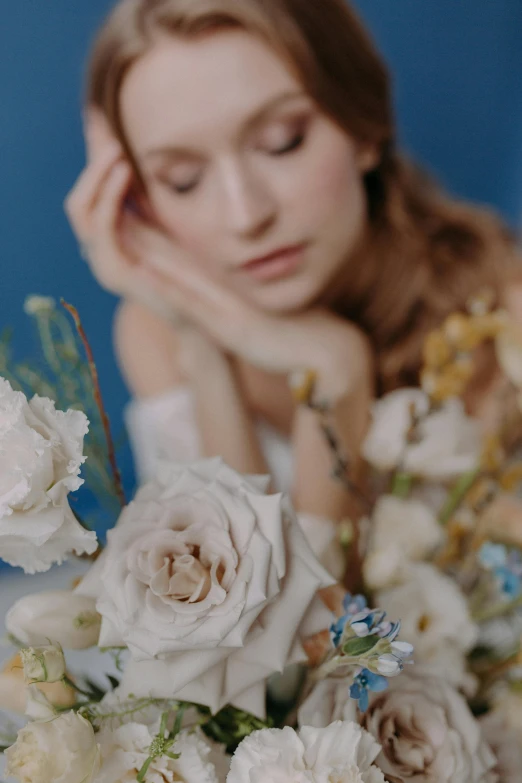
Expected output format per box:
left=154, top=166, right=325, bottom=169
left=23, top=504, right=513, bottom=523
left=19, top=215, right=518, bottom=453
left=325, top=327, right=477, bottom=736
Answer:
left=375, top=654, right=402, bottom=676
left=23, top=295, right=56, bottom=316
left=7, top=590, right=101, bottom=650
left=5, top=711, right=100, bottom=783
left=377, top=563, right=477, bottom=688
left=20, top=644, right=66, bottom=684
left=227, top=721, right=385, bottom=783
left=362, top=389, right=480, bottom=479
left=363, top=495, right=444, bottom=590
left=0, top=377, right=96, bottom=573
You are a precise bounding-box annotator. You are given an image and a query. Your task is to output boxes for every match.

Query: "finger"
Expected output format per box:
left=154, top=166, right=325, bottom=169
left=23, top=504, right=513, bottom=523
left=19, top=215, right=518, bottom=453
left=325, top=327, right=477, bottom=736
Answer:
left=88, top=162, right=134, bottom=291
left=132, top=262, right=248, bottom=351
left=83, top=105, right=119, bottom=164
left=65, top=146, right=123, bottom=239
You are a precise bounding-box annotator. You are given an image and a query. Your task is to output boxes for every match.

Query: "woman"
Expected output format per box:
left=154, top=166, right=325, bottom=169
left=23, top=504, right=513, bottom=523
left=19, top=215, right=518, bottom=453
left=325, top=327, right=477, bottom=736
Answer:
left=65, top=0, right=521, bottom=572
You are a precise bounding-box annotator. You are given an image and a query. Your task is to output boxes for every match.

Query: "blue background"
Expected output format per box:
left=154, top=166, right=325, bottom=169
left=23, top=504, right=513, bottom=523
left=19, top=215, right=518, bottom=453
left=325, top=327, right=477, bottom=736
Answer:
left=2, top=0, right=522, bottom=543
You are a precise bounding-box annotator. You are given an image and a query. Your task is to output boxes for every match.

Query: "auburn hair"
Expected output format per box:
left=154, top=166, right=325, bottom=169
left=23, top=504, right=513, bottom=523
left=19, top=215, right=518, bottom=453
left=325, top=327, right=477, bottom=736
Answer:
left=87, top=0, right=521, bottom=394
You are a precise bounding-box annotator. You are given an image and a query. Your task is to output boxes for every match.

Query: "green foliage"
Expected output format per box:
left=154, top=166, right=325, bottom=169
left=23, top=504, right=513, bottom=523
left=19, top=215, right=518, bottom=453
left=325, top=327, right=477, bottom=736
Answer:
left=0, top=297, right=125, bottom=525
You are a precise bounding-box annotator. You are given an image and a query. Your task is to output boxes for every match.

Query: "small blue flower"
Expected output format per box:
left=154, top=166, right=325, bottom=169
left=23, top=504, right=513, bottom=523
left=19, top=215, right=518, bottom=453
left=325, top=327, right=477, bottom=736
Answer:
left=343, top=593, right=368, bottom=615
left=494, top=566, right=522, bottom=600
left=349, top=668, right=388, bottom=712
left=479, top=542, right=508, bottom=569
left=480, top=543, right=522, bottom=601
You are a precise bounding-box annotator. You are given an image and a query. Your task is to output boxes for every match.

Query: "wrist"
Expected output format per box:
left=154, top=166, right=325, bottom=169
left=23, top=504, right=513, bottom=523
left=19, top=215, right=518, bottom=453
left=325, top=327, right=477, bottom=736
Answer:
left=291, top=320, right=373, bottom=405
left=178, top=329, right=232, bottom=382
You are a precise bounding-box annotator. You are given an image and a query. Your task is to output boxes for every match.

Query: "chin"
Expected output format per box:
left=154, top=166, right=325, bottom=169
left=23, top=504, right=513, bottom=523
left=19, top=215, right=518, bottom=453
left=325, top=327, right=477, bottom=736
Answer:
left=246, top=277, right=324, bottom=314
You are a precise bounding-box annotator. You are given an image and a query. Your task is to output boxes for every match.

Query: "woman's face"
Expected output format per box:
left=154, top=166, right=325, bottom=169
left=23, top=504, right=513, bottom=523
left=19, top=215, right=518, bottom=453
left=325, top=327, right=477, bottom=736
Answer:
left=121, top=29, right=377, bottom=313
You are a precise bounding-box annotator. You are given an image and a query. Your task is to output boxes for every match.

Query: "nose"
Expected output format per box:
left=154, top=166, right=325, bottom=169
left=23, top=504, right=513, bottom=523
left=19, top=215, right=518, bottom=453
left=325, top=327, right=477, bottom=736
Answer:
left=218, top=157, right=277, bottom=239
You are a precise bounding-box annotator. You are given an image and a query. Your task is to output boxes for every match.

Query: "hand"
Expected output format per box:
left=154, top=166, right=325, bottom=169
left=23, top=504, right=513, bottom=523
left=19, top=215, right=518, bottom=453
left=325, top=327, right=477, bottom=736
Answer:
left=133, top=236, right=373, bottom=399
left=63, top=108, right=193, bottom=324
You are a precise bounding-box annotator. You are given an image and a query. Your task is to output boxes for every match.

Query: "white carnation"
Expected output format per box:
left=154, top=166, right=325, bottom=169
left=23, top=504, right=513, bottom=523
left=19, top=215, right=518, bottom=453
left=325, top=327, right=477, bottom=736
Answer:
left=227, top=721, right=385, bottom=783
left=95, top=723, right=227, bottom=783
left=0, top=377, right=97, bottom=573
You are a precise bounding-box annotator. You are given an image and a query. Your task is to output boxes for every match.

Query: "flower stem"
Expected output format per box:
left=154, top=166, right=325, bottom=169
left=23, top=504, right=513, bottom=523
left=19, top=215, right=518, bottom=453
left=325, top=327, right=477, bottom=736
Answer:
left=438, top=468, right=480, bottom=526
left=391, top=472, right=413, bottom=498
left=61, top=299, right=126, bottom=509
left=472, top=592, right=522, bottom=624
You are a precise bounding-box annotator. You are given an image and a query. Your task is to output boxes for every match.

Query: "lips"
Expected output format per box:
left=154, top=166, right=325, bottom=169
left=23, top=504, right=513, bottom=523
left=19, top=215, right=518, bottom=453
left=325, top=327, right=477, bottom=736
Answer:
left=238, top=244, right=307, bottom=283
left=241, top=244, right=304, bottom=269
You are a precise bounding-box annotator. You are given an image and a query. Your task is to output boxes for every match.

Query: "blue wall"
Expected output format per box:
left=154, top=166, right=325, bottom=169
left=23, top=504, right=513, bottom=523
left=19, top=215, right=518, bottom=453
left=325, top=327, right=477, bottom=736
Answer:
left=2, top=1, right=522, bottom=537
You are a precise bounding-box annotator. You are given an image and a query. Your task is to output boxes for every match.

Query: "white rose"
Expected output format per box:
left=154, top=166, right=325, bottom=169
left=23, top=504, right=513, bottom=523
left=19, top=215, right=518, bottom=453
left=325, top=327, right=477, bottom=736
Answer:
left=361, top=670, right=496, bottom=782
left=96, top=723, right=227, bottom=783
left=0, top=653, right=75, bottom=715
left=20, top=643, right=66, bottom=683
left=227, top=721, right=385, bottom=783
left=78, top=458, right=334, bottom=716
left=363, top=496, right=444, bottom=590
left=362, top=389, right=481, bottom=479
left=377, top=563, right=478, bottom=688
left=0, top=377, right=97, bottom=573
left=5, top=711, right=100, bottom=783
left=7, top=590, right=101, bottom=650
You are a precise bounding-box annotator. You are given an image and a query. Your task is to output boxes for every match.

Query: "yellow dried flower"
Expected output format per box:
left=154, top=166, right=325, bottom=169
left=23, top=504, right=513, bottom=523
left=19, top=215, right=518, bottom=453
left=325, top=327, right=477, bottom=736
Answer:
left=288, top=369, right=317, bottom=405
left=481, top=434, right=505, bottom=473
left=443, top=313, right=482, bottom=352
left=500, top=463, right=522, bottom=492
left=465, top=477, right=496, bottom=511
left=467, top=288, right=495, bottom=316
left=423, top=330, right=452, bottom=370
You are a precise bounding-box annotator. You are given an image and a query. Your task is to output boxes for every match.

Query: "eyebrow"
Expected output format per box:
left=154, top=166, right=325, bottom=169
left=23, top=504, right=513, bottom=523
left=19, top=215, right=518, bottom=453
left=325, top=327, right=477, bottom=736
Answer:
left=141, top=89, right=308, bottom=161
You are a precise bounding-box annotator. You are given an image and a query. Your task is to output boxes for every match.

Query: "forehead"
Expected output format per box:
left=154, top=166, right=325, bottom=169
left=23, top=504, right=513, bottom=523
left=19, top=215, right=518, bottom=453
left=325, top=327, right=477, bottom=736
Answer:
left=120, top=29, right=302, bottom=153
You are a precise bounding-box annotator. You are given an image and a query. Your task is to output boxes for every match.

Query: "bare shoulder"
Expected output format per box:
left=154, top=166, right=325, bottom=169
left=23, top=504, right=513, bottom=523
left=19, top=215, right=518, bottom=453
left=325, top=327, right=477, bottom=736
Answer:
left=113, top=299, right=186, bottom=399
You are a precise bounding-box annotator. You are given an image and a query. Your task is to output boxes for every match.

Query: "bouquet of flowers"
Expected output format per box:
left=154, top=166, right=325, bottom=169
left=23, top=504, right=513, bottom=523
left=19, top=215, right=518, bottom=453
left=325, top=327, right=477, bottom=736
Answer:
left=1, top=290, right=522, bottom=782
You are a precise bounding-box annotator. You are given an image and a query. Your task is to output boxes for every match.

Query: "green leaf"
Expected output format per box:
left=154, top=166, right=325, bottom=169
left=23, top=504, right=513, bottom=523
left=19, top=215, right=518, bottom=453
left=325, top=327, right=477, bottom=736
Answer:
left=342, top=634, right=380, bottom=657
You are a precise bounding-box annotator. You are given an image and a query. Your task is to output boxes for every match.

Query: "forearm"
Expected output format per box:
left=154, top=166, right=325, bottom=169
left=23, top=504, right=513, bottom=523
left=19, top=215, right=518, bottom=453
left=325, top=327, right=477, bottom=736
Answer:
left=185, top=337, right=268, bottom=476
left=290, top=339, right=374, bottom=522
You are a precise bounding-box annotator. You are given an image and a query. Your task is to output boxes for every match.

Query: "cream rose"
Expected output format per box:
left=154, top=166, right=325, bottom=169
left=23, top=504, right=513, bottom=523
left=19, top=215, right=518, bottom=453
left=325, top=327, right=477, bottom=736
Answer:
left=0, top=377, right=97, bottom=573
left=20, top=643, right=66, bottom=683
left=227, top=721, right=385, bottom=783
left=0, top=652, right=75, bottom=715
left=363, top=496, right=444, bottom=590
left=6, top=590, right=101, bottom=650
left=362, top=389, right=480, bottom=479
left=95, top=723, right=227, bottom=783
left=376, top=563, right=477, bottom=687
left=78, top=458, right=334, bottom=716
left=480, top=711, right=522, bottom=783
left=5, top=711, right=100, bottom=783
left=361, top=670, right=496, bottom=782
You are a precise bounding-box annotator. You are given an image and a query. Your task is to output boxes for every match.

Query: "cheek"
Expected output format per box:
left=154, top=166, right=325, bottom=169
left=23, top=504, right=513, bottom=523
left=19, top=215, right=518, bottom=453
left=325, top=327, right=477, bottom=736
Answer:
left=146, top=185, right=219, bottom=268
left=285, top=135, right=365, bottom=230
